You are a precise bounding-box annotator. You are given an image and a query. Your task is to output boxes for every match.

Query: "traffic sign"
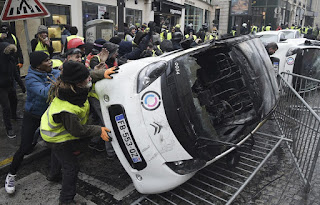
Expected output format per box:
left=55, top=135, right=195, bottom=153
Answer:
left=0, top=0, right=50, bottom=22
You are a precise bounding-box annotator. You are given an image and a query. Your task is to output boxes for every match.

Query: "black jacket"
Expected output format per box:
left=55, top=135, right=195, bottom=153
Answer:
left=0, top=33, right=24, bottom=64
left=0, top=42, right=25, bottom=90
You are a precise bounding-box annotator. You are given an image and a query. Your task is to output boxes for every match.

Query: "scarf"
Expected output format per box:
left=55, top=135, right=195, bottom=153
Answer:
left=58, top=86, right=89, bottom=107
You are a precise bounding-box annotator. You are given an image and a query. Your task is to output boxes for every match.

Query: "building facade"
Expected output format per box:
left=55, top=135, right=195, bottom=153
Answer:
left=0, top=0, right=228, bottom=74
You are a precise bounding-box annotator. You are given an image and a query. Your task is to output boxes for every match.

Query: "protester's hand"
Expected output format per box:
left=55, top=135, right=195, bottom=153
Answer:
left=17, top=63, right=23, bottom=69
left=98, top=48, right=109, bottom=63
left=44, top=37, right=51, bottom=46
left=94, top=62, right=106, bottom=70
left=104, top=66, right=119, bottom=79
left=101, top=127, right=112, bottom=142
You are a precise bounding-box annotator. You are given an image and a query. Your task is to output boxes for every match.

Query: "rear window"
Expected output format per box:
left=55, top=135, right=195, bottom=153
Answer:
left=258, top=34, right=278, bottom=44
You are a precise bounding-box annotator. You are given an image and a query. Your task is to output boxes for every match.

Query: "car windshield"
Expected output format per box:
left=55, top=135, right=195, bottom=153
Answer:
left=258, top=34, right=278, bottom=44
left=161, top=37, right=279, bottom=159
left=300, top=48, right=320, bottom=79
left=282, top=31, right=295, bottom=39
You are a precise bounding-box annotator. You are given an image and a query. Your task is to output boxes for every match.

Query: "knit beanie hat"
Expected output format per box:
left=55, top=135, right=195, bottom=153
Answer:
left=61, top=61, right=89, bottom=84
left=103, top=42, right=119, bottom=59
left=37, top=25, right=48, bottom=34
left=109, top=37, right=122, bottom=45
left=93, top=38, right=107, bottom=52
left=29, top=51, right=49, bottom=68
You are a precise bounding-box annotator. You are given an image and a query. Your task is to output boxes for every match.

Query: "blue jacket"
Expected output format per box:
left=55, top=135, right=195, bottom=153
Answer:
left=24, top=66, right=60, bottom=116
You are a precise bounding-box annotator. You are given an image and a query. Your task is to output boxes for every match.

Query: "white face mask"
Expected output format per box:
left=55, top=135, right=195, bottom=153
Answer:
left=85, top=81, right=92, bottom=88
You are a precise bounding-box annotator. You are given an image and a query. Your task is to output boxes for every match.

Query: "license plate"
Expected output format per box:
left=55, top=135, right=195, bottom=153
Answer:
left=115, top=114, right=142, bottom=163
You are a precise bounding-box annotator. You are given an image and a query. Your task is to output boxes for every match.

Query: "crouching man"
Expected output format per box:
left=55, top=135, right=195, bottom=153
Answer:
left=40, top=61, right=111, bottom=205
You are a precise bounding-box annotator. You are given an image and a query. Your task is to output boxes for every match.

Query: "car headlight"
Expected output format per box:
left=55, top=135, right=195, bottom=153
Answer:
left=137, top=61, right=167, bottom=93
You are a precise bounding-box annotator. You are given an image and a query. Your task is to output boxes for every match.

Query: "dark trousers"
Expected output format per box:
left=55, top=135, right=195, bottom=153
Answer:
left=88, top=97, right=115, bottom=156
left=0, top=87, right=17, bottom=131
left=47, top=142, right=79, bottom=203
left=9, top=111, right=40, bottom=175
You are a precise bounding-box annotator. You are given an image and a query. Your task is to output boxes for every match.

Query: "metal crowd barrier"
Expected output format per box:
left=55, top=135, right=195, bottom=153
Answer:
left=130, top=72, right=320, bottom=205
left=274, top=72, right=320, bottom=192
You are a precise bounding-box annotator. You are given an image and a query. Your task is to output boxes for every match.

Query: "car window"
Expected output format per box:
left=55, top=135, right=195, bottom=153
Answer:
left=300, top=48, right=320, bottom=79
left=259, top=34, right=278, bottom=44
left=282, top=31, right=294, bottom=39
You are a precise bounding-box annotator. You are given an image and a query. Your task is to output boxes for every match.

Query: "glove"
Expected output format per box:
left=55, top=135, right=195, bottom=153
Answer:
left=101, top=127, right=112, bottom=142
left=17, top=63, right=23, bottom=69
left=104, top=66, right=119, bottom=79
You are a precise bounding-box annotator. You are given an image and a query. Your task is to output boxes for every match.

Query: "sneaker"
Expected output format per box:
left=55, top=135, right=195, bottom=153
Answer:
left=6, top=129, right=16, bottom=139
left=5, top=173, right=16, bottom=194
left=46, top=173, right=62, bottom=182
left=88, top=142, right=105, bottom=152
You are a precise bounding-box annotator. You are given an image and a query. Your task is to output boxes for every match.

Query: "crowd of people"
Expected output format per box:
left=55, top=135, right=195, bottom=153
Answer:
left=230, top=22, right=320, bottom=40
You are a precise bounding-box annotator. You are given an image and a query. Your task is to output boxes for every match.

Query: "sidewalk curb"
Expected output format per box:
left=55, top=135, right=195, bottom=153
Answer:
left=0, top=142, right=50, bottom=175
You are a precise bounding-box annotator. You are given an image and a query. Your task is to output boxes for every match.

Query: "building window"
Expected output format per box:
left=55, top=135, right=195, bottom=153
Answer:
left=185, top=4, right=203, bottom=33
left=205, top=10, right=211, bottom=27
left=125, top=8, right=142, bottom=27
left=43, top=4, right=71, bottom=53
left=82, top=2, right=117, bottom=28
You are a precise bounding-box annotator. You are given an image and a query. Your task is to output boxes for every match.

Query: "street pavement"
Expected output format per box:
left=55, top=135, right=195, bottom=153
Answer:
left=1, top=86, right=320, bottom=204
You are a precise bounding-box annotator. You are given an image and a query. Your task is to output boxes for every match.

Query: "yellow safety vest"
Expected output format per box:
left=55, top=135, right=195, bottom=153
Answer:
left=35, top=41, right=50, bottom=55
left=231, top=30, right=236, bottom=36
left=160, top=30, right=172, bottom=41
left=40, top=97, right=89, bottom=143
left=66, top=35, right=84, bottom=42
left=265, top=26, right=271, bottom=31
left=51, top=59, right=63, bottom=69
left=0, top=33, right=17, bottom=45
left=185, top=34, right=197, bottom=40
left=251, top=26, right=258, bottom=33
left=204, top=34, right=214, bottom=41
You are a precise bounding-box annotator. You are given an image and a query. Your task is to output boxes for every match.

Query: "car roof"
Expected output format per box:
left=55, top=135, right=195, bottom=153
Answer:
left=256, top=31, right=284, bottom=35
left=281, top=29, right=298, bottom=32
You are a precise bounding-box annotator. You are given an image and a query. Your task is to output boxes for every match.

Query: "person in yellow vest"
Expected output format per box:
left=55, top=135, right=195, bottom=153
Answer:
left=40, top=61, right=111, bottom=205
left=64, top=26, right=84, bottom=52
left=265, top=23, right=272, bottom=31
left=251, top=25, right=258, bottom=34
left=124, top=25, right=136, bottom=43
left=230, top=26, right=237, bottom=36
left=0, top=24, right=24, bottom=71
left=31, top=25, right=54, bottom=57
left=160, top=25, right=172, bottom=41
left=290, top=24, right=295, bottom=30
left=185, top=28, right=197, bottom=40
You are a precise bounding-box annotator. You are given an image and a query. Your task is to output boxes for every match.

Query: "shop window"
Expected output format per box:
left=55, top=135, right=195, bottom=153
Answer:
left=185, top=4, right=203, bottom=33
left=83, top=2, right=117, bottom=29
left=126, top=8, right=142, bottom=27
left=205, top=10, right=211, bottom=27
left=43, top=4, right=70, bottom=54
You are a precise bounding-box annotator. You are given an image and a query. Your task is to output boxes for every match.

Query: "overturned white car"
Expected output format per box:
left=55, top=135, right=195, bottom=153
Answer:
left=96, top=35, right=279, bottom=194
